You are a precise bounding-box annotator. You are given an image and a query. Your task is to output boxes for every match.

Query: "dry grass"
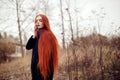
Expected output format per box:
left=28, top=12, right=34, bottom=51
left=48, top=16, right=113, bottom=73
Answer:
left=0, top=33, right=120, bottom=80
left=0, top=53, right=31, bottom=80
left=58, top=33, right=120, bottom=80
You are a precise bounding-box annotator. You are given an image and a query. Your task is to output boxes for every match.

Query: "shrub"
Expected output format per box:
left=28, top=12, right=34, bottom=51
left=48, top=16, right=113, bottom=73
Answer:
left=0, top=41, right=15, bottom=63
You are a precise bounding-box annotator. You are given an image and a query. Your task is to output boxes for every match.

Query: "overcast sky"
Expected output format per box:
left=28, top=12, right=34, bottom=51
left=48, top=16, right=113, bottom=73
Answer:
left=0, top=0, right=120, bottom=45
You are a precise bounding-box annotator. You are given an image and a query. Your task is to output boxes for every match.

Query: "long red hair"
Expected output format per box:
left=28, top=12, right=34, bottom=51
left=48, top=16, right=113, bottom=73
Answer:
left=35, top=14, right=58, bottom=80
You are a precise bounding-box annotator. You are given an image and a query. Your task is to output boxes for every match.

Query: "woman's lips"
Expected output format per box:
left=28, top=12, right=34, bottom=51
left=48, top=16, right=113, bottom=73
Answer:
left=36, top=25, right=40, bottom=27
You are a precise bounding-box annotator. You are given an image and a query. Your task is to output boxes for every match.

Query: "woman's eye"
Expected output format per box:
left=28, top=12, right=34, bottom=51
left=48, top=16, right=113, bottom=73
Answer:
left=35, top=19, right=42, bottom=23
left=39, top=19, right=42, bottom=22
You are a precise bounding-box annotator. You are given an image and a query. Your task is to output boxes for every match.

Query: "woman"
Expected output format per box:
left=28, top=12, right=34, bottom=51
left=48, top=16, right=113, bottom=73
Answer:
left=26, top=14, right=58, bottom=80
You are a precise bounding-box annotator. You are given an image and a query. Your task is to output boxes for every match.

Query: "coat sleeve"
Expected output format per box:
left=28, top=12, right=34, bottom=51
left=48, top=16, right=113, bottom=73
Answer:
left=26, top=35, right=36, bottom=50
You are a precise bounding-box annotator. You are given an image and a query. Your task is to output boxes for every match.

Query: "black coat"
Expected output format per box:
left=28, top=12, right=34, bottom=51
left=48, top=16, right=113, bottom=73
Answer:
left=26, top=30, right=54, bottom=80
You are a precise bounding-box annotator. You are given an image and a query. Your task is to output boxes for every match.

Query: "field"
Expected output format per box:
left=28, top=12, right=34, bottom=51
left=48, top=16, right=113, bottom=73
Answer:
left=0, top=34, right=120, bottom=80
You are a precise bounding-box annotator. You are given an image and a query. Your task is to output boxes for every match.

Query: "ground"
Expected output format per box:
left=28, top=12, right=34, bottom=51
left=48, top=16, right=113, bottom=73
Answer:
left=0, top=53, right=65, bottom=80
left=0, top=53, right=32, bottom=80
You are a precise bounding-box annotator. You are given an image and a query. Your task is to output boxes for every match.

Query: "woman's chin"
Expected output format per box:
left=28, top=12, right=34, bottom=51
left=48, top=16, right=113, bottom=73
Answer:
left=38, top=27, right=43, bottom=29
left=38, top=27, right=41, bottom=28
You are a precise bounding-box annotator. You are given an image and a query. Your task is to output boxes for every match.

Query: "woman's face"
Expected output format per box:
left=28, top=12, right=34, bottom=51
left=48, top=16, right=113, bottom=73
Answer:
left=35, top=16, right=44, bottom=29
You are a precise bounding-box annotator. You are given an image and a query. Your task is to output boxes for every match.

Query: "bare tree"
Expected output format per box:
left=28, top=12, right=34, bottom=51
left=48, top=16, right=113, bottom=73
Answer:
left=92, top=7, right=106, bottom=80
left=66, top=7, right=74, bottom=41
left=0, top=0, right=36, bottom=57
left=65, top=0, right=79, bottom=80
left=60, top=0, right=65, bottom=48
left=16, top=0, right=24, bottom=57
left=74, top=1, right=79, bottom=38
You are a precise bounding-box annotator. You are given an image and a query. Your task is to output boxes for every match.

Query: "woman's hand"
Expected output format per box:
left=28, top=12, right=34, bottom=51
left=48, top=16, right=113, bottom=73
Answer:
left=32, top=26, right=38, bottom=38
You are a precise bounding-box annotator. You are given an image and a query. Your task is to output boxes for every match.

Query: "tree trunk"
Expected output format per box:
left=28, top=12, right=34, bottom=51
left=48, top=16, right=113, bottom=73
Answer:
left=60, top=0, right=65, bottom=48
left=66, top=8, right=74, bottom=41
left=16, top=0, right=24, bottom=57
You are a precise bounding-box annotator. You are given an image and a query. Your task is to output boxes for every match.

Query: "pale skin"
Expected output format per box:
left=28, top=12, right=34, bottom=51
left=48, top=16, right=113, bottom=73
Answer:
left=33, top=16, right=44, bottom=38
